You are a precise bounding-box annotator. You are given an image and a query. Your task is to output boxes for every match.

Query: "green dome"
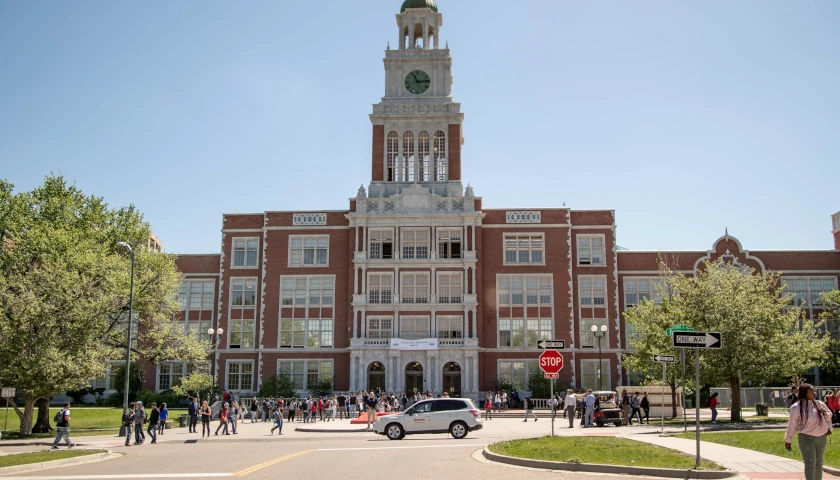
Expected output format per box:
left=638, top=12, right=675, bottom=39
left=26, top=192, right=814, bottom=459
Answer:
left=401, top=0, right=438, bottom=13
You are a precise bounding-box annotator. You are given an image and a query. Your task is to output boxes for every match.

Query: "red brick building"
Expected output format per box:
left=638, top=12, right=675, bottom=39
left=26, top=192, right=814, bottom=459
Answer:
left=151, top=2, right=840, bottom=398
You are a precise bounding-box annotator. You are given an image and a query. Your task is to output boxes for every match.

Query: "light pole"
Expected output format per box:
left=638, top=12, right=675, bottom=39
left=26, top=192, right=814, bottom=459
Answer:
left=116, top=242, right=135, bottom=412
left=591, top=325, right=608, bottom=391
left=208, top=328, right=224, bottom=403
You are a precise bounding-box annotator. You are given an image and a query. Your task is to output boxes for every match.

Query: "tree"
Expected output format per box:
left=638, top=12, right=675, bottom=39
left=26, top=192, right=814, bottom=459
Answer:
left=112, top=363, right=144, bottom=402
left=817, top=291, right=840, bottom=384
left=624, top=259, right=828, bottom=422
left=258, top=371, right=298, bottom=399
left=309, top=376, right=334, bottom=398
left=0, top=175, right=207, bottom=435
left=527, top=373, right=553, bottom=399
left=172, top=372, right=213, bottom=399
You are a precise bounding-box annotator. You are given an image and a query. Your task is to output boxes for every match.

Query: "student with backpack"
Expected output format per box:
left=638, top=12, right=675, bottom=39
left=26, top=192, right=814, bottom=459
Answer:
left=640, top=393, right=651, bottom=424
left=158, top=403, right=168, bottom=435
left=708, top=392, right=719, bottom=424
left=51, top=402, right=75, bottom=449
left=215, top=404, right=229, bottom=435
left=133, top=401, right=147, bottom=444
left=123, top=403, right=135, bottom=446
left=270, top=405, right=284, bottom=435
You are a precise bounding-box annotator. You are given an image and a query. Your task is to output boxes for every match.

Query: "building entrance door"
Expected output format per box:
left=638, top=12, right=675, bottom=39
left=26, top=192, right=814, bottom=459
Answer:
left=442, top=362, right=462, bottom=397
left=405, top=362, right=424, bottom=394
left=368, top=362, right=386, bottom=392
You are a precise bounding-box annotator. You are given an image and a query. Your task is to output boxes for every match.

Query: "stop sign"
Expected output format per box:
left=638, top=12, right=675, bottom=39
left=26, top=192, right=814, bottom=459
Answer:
left=539, top=350, right=564, bottom=375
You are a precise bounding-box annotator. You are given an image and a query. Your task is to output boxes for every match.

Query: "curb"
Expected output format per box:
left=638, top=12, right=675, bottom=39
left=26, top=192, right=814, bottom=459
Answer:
left=0, top=450, right=119, bottom=476
left=294, top=427, right=370, bottom=433
left=482, top=448, right=739, bottom=479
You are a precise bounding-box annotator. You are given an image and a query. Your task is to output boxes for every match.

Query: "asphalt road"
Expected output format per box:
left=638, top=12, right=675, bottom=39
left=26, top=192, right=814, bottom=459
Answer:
left=1, top=418, right=655, bottom=480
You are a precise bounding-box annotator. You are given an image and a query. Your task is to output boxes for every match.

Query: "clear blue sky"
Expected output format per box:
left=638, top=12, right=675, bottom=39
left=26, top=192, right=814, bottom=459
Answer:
left=1, top=0, right=838, bottom=254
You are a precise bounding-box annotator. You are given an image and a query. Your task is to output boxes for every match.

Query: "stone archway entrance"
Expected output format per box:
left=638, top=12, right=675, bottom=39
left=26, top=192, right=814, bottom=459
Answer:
left=442, top=362, right=462, bottom=397
left=405, top=362, right=424, bottom=394
left=368, top=362, right=385, bottom=392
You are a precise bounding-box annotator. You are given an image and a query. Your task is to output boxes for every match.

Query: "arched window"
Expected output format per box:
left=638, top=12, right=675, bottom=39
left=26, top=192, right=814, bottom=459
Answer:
left=386, top=132, right=398, bottom=181
left=418, top=131, right=430, bottom=182
left=434, top=131, right=447, bottom=181
left=403, top=131, right=415, bottom=182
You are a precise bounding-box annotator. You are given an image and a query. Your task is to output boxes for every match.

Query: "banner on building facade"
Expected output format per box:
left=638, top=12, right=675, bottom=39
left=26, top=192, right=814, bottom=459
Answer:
left=389, top=338, right=439, bottom=350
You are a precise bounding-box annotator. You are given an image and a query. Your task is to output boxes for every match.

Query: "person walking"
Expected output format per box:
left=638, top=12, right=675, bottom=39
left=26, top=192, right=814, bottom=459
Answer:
left=158, top=403, right=168, bottom=435
left=584, top=390, right=596, bottom=428
left=187, top=397, right=198, bottom=433
left=564, top=390, right=576, bottom=428
left=828, top=389, right=840, bottom=426
left=270, top=405, right=284, bottom=435
left=230, top=402, right=239, bottom=434
left=522, top=397, right=538, bottom=422
left=200, top=401, right=212, bottom=439
left=785, top=384, right=833, bottom=480
left=709, top=392, right=720, bottom=424
left=215, top=404, right=229, bottom=436
left=640, top=393, right=651, bottom=424
left=51, top=402, right=75, bottom=449
left=123, top=403, right=135, bottom=446
left=630, top=393, right=643, bottom=425
left=620, top=389, right=631, bottom=426
left=146, top=403, right=159, bottom=444
left=133, top=401, right=147, bottom=445
left=484, top=395, right=493, bottom=420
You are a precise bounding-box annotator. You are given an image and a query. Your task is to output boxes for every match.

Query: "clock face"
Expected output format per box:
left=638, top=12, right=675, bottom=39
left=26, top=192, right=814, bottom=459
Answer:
left=405, top=70, right=431, bottom=95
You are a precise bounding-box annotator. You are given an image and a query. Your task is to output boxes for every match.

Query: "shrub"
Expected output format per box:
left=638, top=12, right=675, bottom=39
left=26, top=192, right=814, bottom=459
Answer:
left=259, top=371, right=298, bottom=398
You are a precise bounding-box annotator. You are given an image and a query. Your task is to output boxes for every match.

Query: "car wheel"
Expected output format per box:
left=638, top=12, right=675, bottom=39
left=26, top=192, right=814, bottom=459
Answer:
left=596, top=417, right=605, bottom=427
left=385, top=423, right=404, bottom=440
left=450, top=421, right=468, bottom=439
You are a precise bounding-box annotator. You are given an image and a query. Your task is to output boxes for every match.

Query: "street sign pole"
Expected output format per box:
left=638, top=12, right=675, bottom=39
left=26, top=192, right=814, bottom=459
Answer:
left=681, top=349, right=687, bottom=433
left=662, top=362, right=666, bottom=434
left=550, top=378, right=554, bottom=437
left=695, top=347, right=701, bottom=469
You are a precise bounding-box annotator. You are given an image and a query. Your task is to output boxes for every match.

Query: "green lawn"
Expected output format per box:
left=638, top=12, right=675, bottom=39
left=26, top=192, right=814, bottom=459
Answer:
left=0, top=450, right=105, bottom=468
left=0, top=408, right=188, bottom=440
left=489, top=436, right=723, bottom=471
left=675, top=431, right=840, bottom=469
left=661, top=415, right=788, bottom=427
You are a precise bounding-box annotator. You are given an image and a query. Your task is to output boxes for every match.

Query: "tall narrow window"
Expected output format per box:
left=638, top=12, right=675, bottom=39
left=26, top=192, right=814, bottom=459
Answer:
left=403, top=131, right=415, bottom=182
left=386, top=132, right=399, bottom=181
left=418, top=131, right=430, bottom=181
left=434, top=131, right=447, bottom=181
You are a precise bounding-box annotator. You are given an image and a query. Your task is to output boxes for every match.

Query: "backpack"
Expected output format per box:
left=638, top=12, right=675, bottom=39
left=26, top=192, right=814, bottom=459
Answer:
left=53, top=409, right=66, bottom=424
left=705, top=398, right=711, bottom=408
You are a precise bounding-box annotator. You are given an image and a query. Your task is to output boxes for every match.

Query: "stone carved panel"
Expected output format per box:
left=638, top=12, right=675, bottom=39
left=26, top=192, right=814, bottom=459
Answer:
left=506, top=211, right=541, bottom=224
left=293, top=213, right=327, bottom=226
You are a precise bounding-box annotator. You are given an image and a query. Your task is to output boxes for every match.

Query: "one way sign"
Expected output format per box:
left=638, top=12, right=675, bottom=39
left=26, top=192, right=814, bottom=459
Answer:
left=672, top=332, right=722, bottom=349
left=654, top=354, right=676, bottom=363
left=537, top=340, right=565, bottom=350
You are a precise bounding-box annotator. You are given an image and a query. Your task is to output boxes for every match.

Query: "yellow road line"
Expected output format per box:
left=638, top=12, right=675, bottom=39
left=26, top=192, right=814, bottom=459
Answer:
left=233, top=449, right=315, bottom=477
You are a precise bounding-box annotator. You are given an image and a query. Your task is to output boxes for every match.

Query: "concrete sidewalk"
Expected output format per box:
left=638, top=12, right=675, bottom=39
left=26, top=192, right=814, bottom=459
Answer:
left=625, top=433, right=834, bottom=480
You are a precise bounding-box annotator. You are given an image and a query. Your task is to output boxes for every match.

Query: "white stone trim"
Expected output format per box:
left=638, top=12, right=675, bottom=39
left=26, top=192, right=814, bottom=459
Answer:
left=505, top=211, right=541, bottom=224
left=293, top=213, right=327, bottom=226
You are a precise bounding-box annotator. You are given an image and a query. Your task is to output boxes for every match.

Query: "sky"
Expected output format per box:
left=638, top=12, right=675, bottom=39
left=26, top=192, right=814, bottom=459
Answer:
left=1, top=0, right=838, bottom=254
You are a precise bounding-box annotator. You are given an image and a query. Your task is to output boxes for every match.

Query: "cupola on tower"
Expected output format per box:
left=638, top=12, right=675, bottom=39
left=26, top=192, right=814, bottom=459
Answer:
left=369, top=0, right=464, bottom=198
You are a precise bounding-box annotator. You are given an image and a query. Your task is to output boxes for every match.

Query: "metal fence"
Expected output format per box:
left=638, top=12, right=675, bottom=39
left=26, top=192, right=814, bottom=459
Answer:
left=710, top=387, right=840, bottom=408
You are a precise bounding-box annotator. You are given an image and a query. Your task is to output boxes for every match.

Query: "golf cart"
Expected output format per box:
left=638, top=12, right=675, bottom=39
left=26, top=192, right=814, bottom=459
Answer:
left=592, top=391, right=622, bottom=427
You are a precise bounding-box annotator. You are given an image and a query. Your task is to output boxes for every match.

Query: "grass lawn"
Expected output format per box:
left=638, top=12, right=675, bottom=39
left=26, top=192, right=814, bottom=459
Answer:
left=675, top=431, right=840, bottom=469
left=488, top=436, right=723, bottom=471
left=0, top=408, right=188, bottom=441
left=0, top=449, right=105, bottom=468
left=661, top=416, right=788, bottom=427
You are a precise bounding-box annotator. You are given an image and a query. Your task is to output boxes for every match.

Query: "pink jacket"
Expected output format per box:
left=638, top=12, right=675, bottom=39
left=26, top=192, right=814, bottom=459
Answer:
left=785, top=400, right=832, bottom=443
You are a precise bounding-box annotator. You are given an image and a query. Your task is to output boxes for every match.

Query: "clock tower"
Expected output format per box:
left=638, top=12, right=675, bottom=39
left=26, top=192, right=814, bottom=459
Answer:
left=369, top=0, right=464, bottom=197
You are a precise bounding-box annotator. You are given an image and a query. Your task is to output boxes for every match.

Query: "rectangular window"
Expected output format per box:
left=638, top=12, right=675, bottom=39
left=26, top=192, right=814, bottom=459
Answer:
left=401, top=273, right=430, bottom=304
left=626, top=322, right=641, bottom=351
left=368, top=273, right=393, bottom=304
left=276, top=361, right=336, bottom=392
left=279, top=276, right=334, bottom=348
left=400, top=316, right=430, bottom=340
left=157, top=362, right=185, bottom=391
left=226, top=361, right=254, bottom=392
left=581, top=360, right=610, bottom=391
left=579, top=276, right=606, bottom=306
left=580, top=319, right=608, bottom=348
left=577, top=235, right=605, bottom=266
left=782, top=277, right=839, bottom=312
left=498, top=360, right=540, bottom=391
left=369, top=229, right=394, bottom=260
left=179, top=280, right=215, bottom=310
left=277, top=360, right=305, bottom=389
left=231, top=278, right=257, bottom=308
left=289, top=235, right=329, bottom=267
left=624, top=278, right=664, bottom=307
left=367, top=317, right=393, bottom=339
left=498, top=319, right=525, bottom=347
left=504, top=234, right=545, bottom=265
left=497, top=275, right=552, bottom=306
left=437, top=315, right=463, bottom=340
left=232, top=238, right=259, bottom=268
left=229, top=318, right=256, bottom=349
left=437, top=272, right=463, bottom=303
left=437, top=228, right=463, bottom=259
left=401, top=228, right=429, bottom=259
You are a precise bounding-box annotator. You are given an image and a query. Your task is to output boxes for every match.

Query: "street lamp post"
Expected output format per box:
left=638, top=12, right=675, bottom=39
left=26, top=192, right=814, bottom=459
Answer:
left=116, top=242, right=135, bottom=412
left=208, top=328, right=224, bottom=404
left=591, top=325, right=608, bottom=391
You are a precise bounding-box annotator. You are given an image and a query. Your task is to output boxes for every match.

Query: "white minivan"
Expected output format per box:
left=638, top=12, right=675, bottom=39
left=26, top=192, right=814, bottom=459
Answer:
left=373, top=398, right=483, bottom=440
